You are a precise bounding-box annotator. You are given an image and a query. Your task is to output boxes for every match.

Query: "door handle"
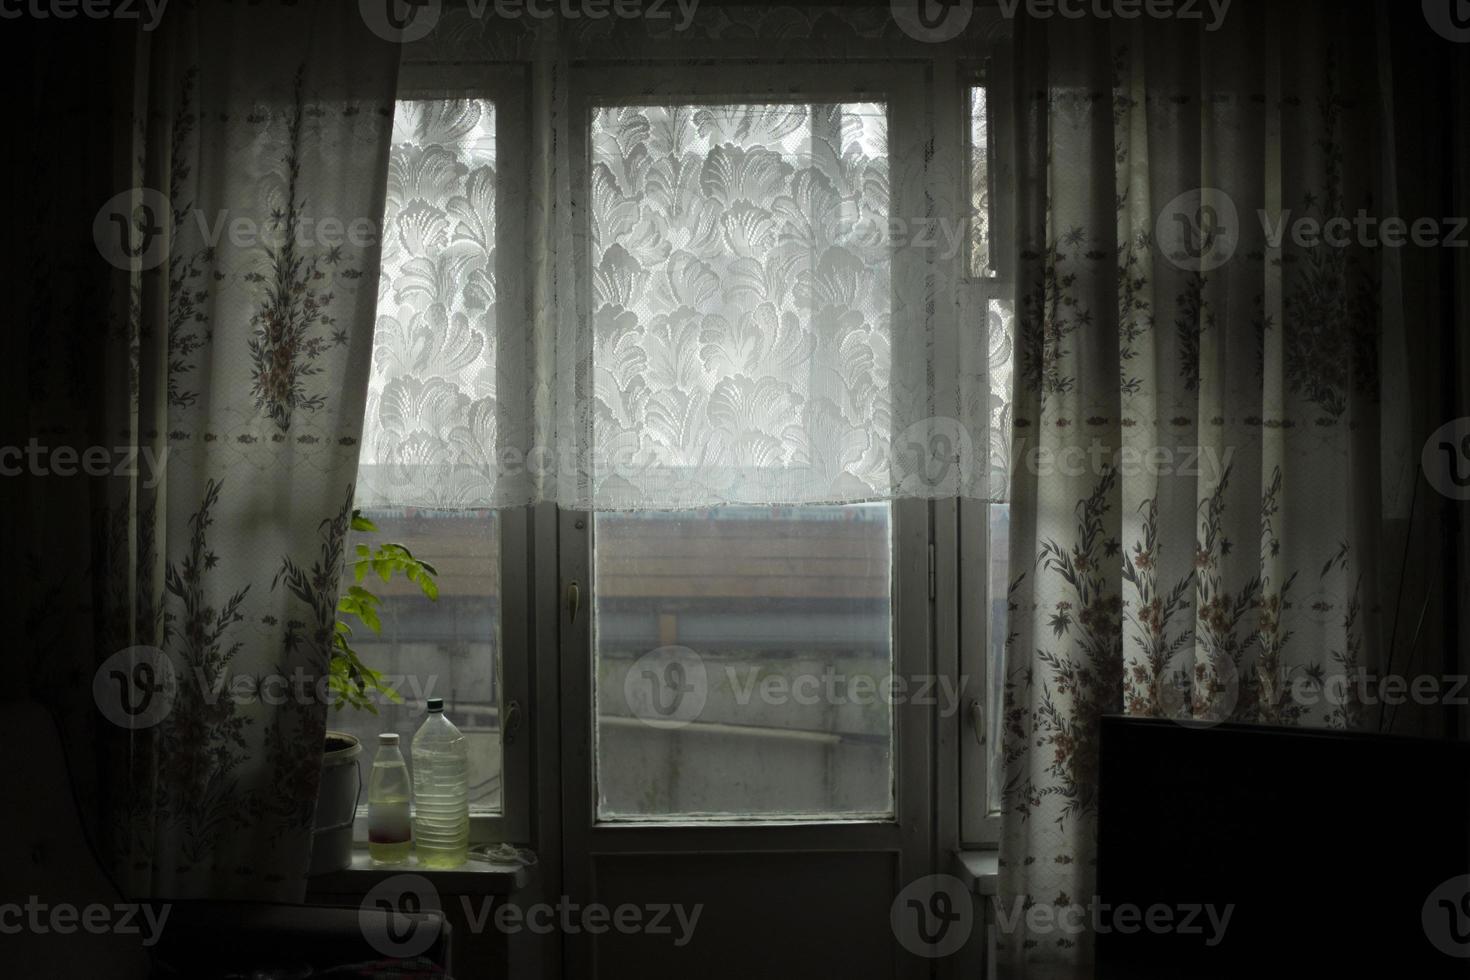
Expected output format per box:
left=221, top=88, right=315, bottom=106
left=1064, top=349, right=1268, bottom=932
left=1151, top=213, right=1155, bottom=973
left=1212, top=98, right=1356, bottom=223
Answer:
left=566, top=580, right=580, bottom=623
left=968, top=698, right=984, bottom=746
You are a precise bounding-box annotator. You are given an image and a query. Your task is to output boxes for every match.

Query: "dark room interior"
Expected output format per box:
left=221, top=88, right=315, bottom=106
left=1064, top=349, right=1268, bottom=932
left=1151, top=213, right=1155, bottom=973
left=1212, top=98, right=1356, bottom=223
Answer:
left=6, top=0, right=1470, bottom=977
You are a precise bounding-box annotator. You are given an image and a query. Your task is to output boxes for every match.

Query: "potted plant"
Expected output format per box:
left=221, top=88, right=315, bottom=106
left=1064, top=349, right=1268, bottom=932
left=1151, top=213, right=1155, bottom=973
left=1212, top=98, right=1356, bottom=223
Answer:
left=310, top=510, right=439, bottom=875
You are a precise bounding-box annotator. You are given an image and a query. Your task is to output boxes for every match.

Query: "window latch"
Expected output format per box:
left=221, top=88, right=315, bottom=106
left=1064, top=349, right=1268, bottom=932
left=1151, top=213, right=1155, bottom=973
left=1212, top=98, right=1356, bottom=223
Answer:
left=968, top=698, right=984, bottom=746
left=503, top=699, right=522, bottom=746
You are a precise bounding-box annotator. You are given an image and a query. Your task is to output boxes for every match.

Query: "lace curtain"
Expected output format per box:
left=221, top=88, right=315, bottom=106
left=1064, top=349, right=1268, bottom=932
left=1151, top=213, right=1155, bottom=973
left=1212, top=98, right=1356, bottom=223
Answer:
left=354, top=10, right=998, bottom=511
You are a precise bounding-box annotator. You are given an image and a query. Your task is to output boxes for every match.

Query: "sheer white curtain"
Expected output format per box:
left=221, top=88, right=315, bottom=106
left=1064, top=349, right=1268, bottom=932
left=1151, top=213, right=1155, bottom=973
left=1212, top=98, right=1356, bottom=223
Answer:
left=353, top=9, right=996, bottom=513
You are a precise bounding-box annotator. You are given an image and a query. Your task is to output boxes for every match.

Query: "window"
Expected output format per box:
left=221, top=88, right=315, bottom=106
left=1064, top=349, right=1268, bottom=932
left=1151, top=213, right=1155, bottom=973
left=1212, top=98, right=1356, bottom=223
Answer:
left=342, top=83, right=531, bottom=842
left=338, top=57, right=1009, bottom=853
left=337, top=509, right=504, bottom=813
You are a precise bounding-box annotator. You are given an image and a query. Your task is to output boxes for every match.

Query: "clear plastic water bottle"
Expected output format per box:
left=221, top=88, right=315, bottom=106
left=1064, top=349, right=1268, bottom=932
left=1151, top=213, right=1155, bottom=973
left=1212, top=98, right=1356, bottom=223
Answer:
left=367, top=733, right=412, bottom=865
left=411, top=698, right=469, bottom=868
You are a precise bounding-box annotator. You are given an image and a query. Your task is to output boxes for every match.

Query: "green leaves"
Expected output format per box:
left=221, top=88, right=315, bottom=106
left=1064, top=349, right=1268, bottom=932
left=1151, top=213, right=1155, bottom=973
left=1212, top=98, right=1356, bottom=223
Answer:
left=332, top=510, right=440, bottom=712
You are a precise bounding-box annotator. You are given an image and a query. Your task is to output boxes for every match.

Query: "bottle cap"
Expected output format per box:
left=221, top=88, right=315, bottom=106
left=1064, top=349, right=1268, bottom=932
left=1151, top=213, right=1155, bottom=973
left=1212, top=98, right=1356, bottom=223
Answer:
left=426, top=697, right=444, bottom=712
left=378, top=733, right=399, bottom=744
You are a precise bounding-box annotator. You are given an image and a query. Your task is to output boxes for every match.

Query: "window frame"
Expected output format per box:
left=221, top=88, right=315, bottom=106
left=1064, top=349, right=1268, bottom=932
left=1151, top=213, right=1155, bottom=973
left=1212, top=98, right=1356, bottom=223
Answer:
left=350, top=62, right=535, bottom=846
left=350, top=43, right=1016, bottom=855
left=958, top=48, right=1015, bottom=849
left=559, top=61, right=937, bottom=836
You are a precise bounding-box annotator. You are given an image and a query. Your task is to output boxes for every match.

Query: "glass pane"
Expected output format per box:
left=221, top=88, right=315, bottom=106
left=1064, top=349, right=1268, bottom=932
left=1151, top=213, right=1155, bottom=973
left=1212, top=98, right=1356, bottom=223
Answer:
left=986, top=502, right=1010, bottom=815
left=594, top=504, right=895, bottom=820
left=336, top=509, right=504, bottom=815
left=970, top=84, right=995, bottom=279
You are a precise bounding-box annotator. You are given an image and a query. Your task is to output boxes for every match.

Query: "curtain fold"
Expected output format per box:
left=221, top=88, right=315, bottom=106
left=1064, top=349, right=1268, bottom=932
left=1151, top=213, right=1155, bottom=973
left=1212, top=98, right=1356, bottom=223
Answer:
left=20, top=1, right=399, bottom=901
left=997, top=3, right=1391, bottom=975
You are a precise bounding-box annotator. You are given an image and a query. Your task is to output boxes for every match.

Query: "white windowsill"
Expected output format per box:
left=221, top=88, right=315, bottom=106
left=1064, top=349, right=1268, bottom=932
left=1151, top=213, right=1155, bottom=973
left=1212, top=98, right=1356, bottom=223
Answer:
left=308, top=847, right=532, bottom=896
left=955, top=849, right=999, bottom=896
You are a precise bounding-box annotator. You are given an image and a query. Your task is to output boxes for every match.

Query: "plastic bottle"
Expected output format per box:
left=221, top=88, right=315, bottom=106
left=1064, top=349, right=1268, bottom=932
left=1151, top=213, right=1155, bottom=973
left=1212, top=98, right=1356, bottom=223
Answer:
left=411, top=698, right=469, bottom=868
left=367, top=733, right=412, bottom=865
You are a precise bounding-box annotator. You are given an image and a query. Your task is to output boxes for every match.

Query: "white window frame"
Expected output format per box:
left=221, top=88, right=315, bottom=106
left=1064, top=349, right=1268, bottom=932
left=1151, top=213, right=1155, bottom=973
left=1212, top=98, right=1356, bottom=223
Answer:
left=958, top=47, right=1015, bottom=849
left=554, top=60, right=941, bottom=978
left=351, top=35, right=1017, bottom=859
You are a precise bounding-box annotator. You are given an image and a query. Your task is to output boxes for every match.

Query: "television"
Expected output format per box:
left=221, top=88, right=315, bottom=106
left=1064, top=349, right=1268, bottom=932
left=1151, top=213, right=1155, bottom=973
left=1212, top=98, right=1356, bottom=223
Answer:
left=1096, top=716, right=1470, bottom=978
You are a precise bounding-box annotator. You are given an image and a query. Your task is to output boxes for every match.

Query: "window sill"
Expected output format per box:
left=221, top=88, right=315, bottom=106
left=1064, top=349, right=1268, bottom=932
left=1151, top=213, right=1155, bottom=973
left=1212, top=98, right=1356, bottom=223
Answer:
left=307, top=847, right=533, bottom=897
left=955, top=849, right=999, bottom=896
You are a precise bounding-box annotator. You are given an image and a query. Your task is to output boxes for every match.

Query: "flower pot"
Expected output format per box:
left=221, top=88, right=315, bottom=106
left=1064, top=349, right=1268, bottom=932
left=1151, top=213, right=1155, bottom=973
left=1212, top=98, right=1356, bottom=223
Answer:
left=309, top=731, right=362, bottom=876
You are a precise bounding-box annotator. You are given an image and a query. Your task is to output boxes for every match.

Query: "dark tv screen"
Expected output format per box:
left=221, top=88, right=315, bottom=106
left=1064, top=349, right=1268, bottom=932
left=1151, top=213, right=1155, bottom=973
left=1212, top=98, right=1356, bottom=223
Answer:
left=1097, top=716, right=1470, bottom=978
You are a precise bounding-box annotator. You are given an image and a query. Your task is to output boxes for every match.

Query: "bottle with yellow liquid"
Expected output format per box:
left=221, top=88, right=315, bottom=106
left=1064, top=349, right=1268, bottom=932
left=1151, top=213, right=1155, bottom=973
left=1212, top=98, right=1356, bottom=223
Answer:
left=367, top=733, right=412, bottom=865
left=411, top=698, right=469, bottom=868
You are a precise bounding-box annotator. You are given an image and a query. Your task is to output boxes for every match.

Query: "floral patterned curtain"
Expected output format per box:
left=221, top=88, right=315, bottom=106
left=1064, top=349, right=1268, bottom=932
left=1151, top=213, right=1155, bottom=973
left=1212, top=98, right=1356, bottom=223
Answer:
left=997, top=3, right=1392, bottom=975
left=18, top=2, right=398, bottom=901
